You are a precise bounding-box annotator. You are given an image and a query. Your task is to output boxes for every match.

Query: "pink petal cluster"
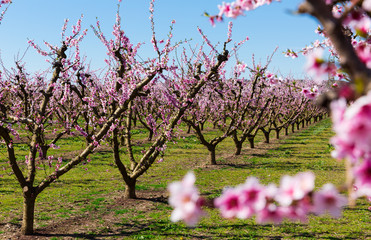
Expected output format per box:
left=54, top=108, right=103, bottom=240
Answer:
left=363, top=0, right=371, bottom=12
left=305, top=48, right=337, bottom=82
left=264, top=72, right=279, bottom=86
left=344, top=10, right=371, bottom=38
left=284, top=49, right=298, bottom=59
left=217, top=0, right=280, bottom=19
left=354, top=159, right=371, bottom=197
left=214, top=177, right=266, bottom=219
left=301, top=86, right=319, bottom=100
left=168, top=172, right=205, bottom=226
left=330, top=92, right=371, bottom=197
left=312, top=184, right=347, bottom=218
left=331, top=93, right=371, bottom=161
left=211, top=172, right=346, bottom=224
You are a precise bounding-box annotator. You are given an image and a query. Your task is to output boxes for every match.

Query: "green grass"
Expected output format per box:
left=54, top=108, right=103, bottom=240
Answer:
left=0, top=118, right=370, bottom=239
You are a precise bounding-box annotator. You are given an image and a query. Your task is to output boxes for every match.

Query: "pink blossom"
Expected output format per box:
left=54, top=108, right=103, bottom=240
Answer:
left=214, top=187, right=242, bottom=219
left=238, top=177, right=266, bottom=219
left=354, top=43, right=371, bottom=68
left=339, top=93, right=371, bottom=154
left=275, top=172, right=315, bottom=207
left=332, top=5, right=344, bottom=18
left=354, top=159, right=371, bottom=197
left=168, top=172, right=205, bottom=226
left=329, top=93, right=371, bottom=164
left=218, top=2, right=243, bottom=18
left=301, top=87, right=318, bottom=100
left=344, top=10, right=371, bottom=38
left=236, top=0, right=256, bottom=11
left=255, top=203, right=285, bottom=224
left=305, top=48, right=337, bottom=82
left=363, top=0, right=371, bottom=12
left=215, top=177, right=266, bottom=219
left=312, top=184, right=347, bottom=218
left=285, top=196, right=312, bottom=222
left=284, top=49, right=298, bottom=58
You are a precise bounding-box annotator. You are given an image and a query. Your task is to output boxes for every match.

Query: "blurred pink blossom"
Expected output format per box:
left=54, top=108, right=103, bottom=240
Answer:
left=312, top=184, right=347, bottom=218
left=168, top=172, right=205, bottom=226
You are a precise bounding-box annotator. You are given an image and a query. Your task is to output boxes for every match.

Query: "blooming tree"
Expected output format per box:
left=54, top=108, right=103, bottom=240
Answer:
left=0, top=2, right=171, bottom=234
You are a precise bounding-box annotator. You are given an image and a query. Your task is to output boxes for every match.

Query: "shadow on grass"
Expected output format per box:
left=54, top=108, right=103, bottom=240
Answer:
left=222, top=160, right=303, bottom=171
left=34, top=221, right=276, bottom=239
left=33, top=220, right=367, bottom=239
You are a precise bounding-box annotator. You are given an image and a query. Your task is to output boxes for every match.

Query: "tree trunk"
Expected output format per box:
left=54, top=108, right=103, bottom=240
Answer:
left=291, top=124, right=295, bottom=133
left=234, top=141, right=243, bottom=156
left=208, top=146, right=217, bottom=165
left=124, top=178, right=137, bottom=199
left=262, top=130, right=270, bottom=144
left=187, top=125, right=191, bottom=134
left=296, top=122, right=300, bottom=130
left=275, top=128, right=280, bottom=139
left=285, top=127, right=289, bottom=136
left=21, top=193, right=36, bottom=235
left=248, top=136, right=255, bottom=148
left=132, top=114, right=137, bottom=127
left=147, top=130, right=153, bottom=141
left=302, top=120, right=305, bottom=128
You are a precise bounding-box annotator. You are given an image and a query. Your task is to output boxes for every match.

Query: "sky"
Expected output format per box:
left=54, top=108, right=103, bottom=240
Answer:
left=0, top=0, right=322, bottom=79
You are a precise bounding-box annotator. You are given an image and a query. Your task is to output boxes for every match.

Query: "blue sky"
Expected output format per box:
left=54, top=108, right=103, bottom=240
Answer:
left=0, top=0, right=321, bottom=79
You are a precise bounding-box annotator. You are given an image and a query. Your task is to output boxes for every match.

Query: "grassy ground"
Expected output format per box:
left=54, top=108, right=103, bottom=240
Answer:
left=0, top=118, right=370, bottom=239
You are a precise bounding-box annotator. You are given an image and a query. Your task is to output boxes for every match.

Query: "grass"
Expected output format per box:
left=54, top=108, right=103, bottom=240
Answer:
left=0, top=118, right=370, bottom=239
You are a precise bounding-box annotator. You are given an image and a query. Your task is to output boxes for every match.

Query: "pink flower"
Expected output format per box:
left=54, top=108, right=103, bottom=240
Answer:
left=275, top=172, right=315, bottom=207
left=168, top=172, right=205, bottom=226
left=301, top=87, right=318, bottom=100
left=305, top=48, right=337, bottom=82
left=214, top=187, right=242, bottom=219
left=218, top=2, right=243, bottom=18
left=236, top=0, right=256, bottom=11
left=255, top=203, right=285, bottom=224
left=214, top=177, right=266, bottom=220
left=354, top=159, right=371, bottom=197
left=284, top=49, right=298, bottom=58
left=355, top=43, right=371, bottom=68
left=363, top=0, right=371, bottom=12
left=238, top=177, right=266, bottom=218
left=312, top=184, right=347, bottom=218
left=330, top=92, right=371, bottom=163
left=284, top=196, right=312, bottom=222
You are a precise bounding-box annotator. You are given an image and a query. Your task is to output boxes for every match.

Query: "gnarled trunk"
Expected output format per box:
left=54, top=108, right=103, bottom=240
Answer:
left=275, top=128, right=280, bottom=139
left=208, top=145, right=217, bottom=165
left=147, top=129, right=153, bottom=141
left=21, top=190, right=37, bottom=235
left=124, top=178, right=137, bottom=199
left=234, top=141, right=243, bottom=156
left=248, top=135, right=255, bottom=148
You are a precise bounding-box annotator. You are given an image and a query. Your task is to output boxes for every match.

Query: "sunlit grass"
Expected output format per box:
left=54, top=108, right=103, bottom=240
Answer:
left=0, top=118, right=370, bottom=239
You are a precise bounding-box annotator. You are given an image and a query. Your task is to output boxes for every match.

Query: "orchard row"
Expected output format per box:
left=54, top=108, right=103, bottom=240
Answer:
left=0, top=0, right=331, bottom=235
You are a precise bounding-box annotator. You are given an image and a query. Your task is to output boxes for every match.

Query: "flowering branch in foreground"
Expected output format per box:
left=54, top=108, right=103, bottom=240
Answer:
left=168, top=171, right=347, bottom=226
